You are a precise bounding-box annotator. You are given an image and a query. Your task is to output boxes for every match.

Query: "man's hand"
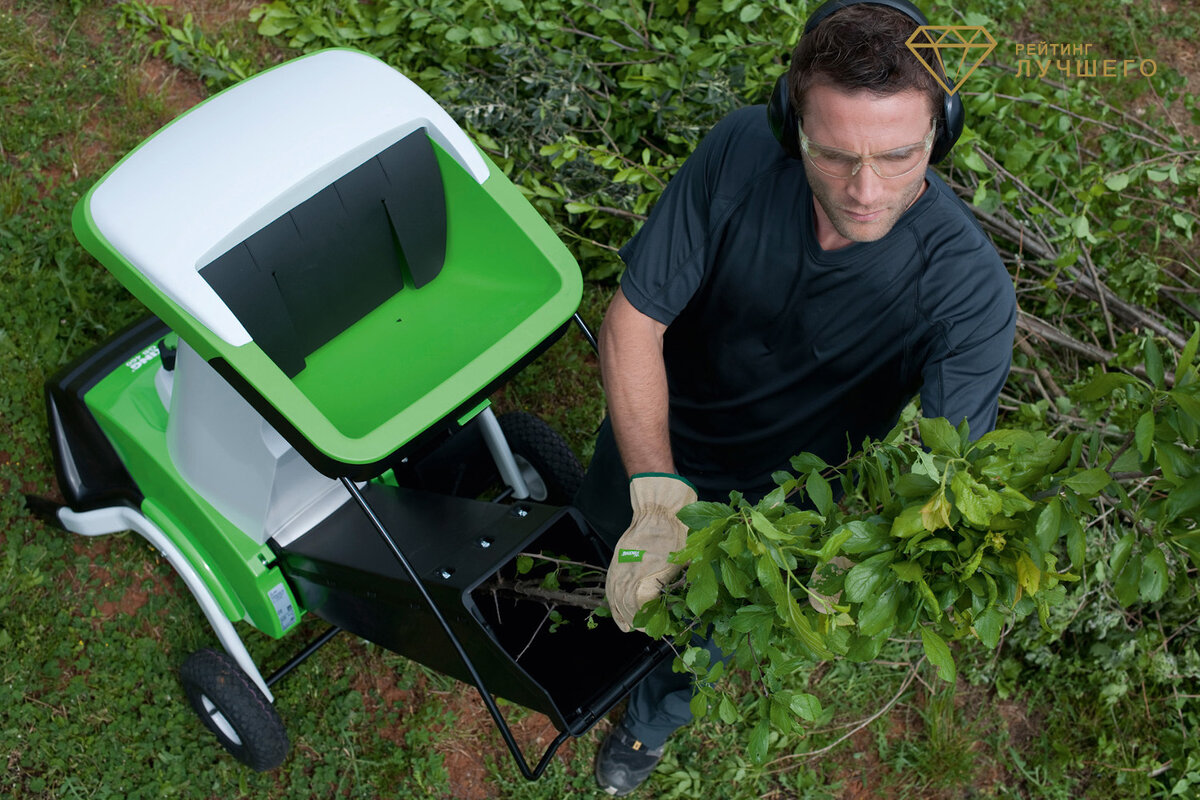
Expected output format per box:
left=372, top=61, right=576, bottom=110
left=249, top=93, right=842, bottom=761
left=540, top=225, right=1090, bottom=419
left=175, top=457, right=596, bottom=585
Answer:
left=606, top=474, right=697, bottom=632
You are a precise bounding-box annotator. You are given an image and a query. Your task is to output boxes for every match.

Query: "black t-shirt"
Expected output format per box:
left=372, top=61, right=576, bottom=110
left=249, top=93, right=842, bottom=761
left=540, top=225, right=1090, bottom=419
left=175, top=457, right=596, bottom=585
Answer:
left=619, top=106, right=1016, bottom=498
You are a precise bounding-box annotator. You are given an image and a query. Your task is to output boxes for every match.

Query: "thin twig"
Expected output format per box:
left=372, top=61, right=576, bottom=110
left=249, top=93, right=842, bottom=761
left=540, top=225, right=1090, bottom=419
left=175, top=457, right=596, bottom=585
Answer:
left=765, top=658, right=924, bottom=769
left=515, top=606, right=554, bottom=662
left=516, top=551, right=606, bottom=572
left=1080, top=249, right=1118, bottom=350
left=488, top=575, right=606, bottom=611
left=1015, top=337, right=1065, bottom=399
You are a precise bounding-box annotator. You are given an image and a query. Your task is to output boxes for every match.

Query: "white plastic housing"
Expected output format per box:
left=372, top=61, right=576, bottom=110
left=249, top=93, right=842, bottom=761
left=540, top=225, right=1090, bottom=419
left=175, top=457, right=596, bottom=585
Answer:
left=87, top=49, right=488, bottom=348
left=166, top=340, right=352, bottom=545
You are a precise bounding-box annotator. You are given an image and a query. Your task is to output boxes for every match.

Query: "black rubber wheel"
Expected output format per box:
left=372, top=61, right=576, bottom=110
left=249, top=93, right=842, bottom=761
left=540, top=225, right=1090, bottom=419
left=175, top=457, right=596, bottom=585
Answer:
left=497, top=412, right=585, bottom=505
left=180, top=648, right=289, bottom=772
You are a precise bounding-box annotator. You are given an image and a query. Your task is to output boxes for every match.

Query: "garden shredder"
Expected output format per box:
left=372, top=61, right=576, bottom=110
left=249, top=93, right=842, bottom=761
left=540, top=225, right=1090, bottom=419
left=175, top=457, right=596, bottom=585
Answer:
left=29, top=47, right=671, bottom=778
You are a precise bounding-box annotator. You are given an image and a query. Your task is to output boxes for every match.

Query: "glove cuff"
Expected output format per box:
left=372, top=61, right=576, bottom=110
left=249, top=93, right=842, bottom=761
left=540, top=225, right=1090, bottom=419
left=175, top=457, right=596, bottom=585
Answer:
left=628, top=473, right=698, bottom=514
left=629, top=472, right=697, bottom=493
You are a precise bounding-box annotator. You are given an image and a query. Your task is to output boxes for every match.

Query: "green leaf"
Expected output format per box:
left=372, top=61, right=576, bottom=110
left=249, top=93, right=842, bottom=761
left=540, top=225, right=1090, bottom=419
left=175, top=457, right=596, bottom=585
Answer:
left=1165, top=475, right=1200, bottom=522
left=919, top=417, right=961, bottom=456
left=738, top=3, right=762, bottom=21
left=1016, top=553, right=1041, bottom=596
left=959, top=149, right=989, bottom=173
left=720, top=557, right=752, bottom=599
left=1144, top=336, right=1165, bottom=389
left=747, top=719, right=770, bottom=763
left=1179, top=323, right=1199, bottom=377
left=686, top=563, right=719, bottom=616
left=783, top=591, right=833, bottom=659
left=806, top=470, right=833, bottom=517
left=891, top=561, right=924, bottom=583
left=845, top=629, right=888, bottom=661
left=642, top=602, right=669, bottom=638
left=1034, top=497, right=1063, bottom=556
left=1173, top=532, right=1200, bottom=568
left=817, top=525, right=854, bottom=562
left=1003, top=143, right=1033, bottom=173
left=730, top=605, right=773, bottom=633
left=890, top=504, right=927, bottom=538
left=999, top=486, right=1035, bottom=514
left=756, top=554, right=786, bottom=602
left=1063, top=468, right=1111, bottom=497
left=677, top=501, right=734, bottom=531
left=789, top=692, right=822, bottom=722
left=718, top=696, right=739, bottom=725
left=1114, top=554, right=1142, bottom=607
left=1104, top=172, right=1131, bottom=191
left=750, top=509, right=788, bottom=541
left=1073, top=215, right=1091, bottom=240
left=858, top=579, right=900, bottom=636
left=790, top=453, right=828, bottom=474
left=920, top=627, right=956, bottom=683
left=1076, top=372, right=1141, bottom=402
left=1136, top=411, right=1156, bottom=461
left=844, top=552, right=894, bottom=603
left=951, top=471, right=1002, bottom=527
left=1139, top=546, right=1169, bottom=603
left=895, top=472, right=939, bottom=497
left=977, top=428, right=1036, bottom=451
left=1066, top=515, right=1086, bottom=571
left=689, top=692, right=708, bottom=719
left=840, top=520, right=891, bottom=554
left=515, top=555, right=534, bottom=574
left=1110, top=532, right=1135, bottom=575
left=920, top=491, right=952, bottom=531
left=918, top=538, right=956, bottom=553
left=973, top=607, right=1005, bottom=648
left=915, top=575, right=942, bottom=622
left=1169, top=390, right=1200, bottom=425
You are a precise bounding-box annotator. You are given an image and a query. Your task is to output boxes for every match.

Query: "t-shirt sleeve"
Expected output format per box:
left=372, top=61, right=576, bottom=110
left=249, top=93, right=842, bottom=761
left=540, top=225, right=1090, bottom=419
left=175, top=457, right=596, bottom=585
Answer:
left=918, top=248, right=1016, bottom=439
left=618, top=112, right=750, bottom=325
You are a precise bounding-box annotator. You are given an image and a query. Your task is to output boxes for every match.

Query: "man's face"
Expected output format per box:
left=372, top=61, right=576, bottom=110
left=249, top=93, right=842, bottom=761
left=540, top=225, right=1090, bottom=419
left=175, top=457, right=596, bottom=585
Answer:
left=800, top=84, right=935, bottom=250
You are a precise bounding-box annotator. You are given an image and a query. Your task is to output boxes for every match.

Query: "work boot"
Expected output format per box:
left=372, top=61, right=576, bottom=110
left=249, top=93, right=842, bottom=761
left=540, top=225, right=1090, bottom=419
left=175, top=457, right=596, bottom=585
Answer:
left=594, top=723, right=665, bottom=796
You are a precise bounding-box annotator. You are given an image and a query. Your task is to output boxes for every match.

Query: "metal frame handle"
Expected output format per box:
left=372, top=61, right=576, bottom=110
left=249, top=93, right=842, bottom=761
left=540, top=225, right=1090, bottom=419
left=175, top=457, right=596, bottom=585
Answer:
left=339, top=477, right=569, bottom=780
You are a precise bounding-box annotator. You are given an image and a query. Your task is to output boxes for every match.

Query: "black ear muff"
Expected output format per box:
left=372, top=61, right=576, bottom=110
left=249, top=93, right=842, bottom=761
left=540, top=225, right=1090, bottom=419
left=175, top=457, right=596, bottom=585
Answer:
left=767, top=74, right=801, bottom=160
left=930, top=83, right=963, bottom=164
left=768, top=0, right=965, bottom=164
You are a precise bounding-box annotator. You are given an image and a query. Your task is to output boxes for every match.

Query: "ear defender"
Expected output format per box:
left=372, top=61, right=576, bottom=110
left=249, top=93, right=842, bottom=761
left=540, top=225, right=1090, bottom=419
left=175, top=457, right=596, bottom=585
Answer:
left=767, top=0, right=965, bottom=164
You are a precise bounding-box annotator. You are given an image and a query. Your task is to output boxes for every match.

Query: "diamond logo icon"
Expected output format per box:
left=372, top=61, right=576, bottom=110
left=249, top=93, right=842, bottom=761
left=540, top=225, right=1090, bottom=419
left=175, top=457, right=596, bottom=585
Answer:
left=906, top=26, right=997, bottom=96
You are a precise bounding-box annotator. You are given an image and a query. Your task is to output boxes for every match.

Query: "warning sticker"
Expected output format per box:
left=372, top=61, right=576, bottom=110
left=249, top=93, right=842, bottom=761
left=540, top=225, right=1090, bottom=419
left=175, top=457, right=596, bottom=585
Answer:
left=267, top=583, right=296, bottom=631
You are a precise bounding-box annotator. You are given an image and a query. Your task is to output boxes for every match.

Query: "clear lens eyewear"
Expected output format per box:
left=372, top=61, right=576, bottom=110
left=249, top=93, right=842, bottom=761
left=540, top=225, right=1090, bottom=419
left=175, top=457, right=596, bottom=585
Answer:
left=799, top=120, right=936, bottom=179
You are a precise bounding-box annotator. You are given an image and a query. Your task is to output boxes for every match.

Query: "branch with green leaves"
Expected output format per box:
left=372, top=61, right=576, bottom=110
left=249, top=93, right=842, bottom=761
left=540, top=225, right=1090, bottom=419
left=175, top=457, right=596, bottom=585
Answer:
left=631, top=325, right=1200, bottom=763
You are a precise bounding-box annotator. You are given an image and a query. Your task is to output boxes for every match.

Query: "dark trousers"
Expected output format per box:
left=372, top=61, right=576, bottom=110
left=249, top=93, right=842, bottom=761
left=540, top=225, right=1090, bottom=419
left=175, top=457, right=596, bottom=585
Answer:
left=573, top=418, right=728, bottom=748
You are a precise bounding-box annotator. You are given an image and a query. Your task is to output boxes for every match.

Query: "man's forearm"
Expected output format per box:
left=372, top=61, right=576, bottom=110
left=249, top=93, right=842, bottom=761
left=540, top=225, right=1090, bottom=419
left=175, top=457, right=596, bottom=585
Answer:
left=599, top=288, right=676, bottom=478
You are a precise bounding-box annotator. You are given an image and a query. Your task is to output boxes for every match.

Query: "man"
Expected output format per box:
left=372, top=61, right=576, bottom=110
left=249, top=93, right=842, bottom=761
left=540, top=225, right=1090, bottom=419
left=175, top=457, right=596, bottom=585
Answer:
left=576, top=1, right=1016, bottom=794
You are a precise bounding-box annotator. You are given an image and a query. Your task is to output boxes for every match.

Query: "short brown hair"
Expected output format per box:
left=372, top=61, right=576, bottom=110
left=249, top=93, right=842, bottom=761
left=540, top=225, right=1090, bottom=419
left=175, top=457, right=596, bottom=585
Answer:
left=787, top=5, right=943, bottom=125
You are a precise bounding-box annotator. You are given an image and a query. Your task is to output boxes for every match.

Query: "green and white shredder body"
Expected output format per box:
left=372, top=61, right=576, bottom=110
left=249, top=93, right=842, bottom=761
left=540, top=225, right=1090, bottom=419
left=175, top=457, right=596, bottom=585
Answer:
left=38, top=49, right=669, bottom=777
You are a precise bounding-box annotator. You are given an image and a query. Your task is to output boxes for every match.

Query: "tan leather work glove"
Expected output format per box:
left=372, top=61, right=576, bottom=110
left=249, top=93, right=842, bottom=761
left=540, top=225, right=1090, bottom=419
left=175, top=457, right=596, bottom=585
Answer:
left=605, top=473, right=698, bottom=632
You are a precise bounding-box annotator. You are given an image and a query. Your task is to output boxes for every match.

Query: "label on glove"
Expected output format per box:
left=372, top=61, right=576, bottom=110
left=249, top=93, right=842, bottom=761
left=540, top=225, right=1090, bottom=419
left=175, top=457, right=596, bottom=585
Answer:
left=617, top=549, right=645, bottom=563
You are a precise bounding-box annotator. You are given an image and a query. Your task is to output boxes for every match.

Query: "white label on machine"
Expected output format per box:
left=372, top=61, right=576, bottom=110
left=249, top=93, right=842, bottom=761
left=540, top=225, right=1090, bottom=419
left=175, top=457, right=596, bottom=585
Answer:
left=268, top=583, right=297, bottom=631
left=124, top=344, right=160, bottom=373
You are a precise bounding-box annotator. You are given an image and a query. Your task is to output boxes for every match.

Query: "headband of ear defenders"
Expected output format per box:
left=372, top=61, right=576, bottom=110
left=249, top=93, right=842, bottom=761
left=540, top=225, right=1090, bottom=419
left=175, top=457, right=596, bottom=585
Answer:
left=766, top=0, right=964, bottom=164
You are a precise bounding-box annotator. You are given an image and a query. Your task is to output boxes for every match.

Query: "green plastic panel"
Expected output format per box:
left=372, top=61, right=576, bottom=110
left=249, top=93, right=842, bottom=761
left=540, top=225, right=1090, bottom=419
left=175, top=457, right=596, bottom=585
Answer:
left=74, top=132, right=582, bottom=471
left=83, top=345, right=303, bottom=638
